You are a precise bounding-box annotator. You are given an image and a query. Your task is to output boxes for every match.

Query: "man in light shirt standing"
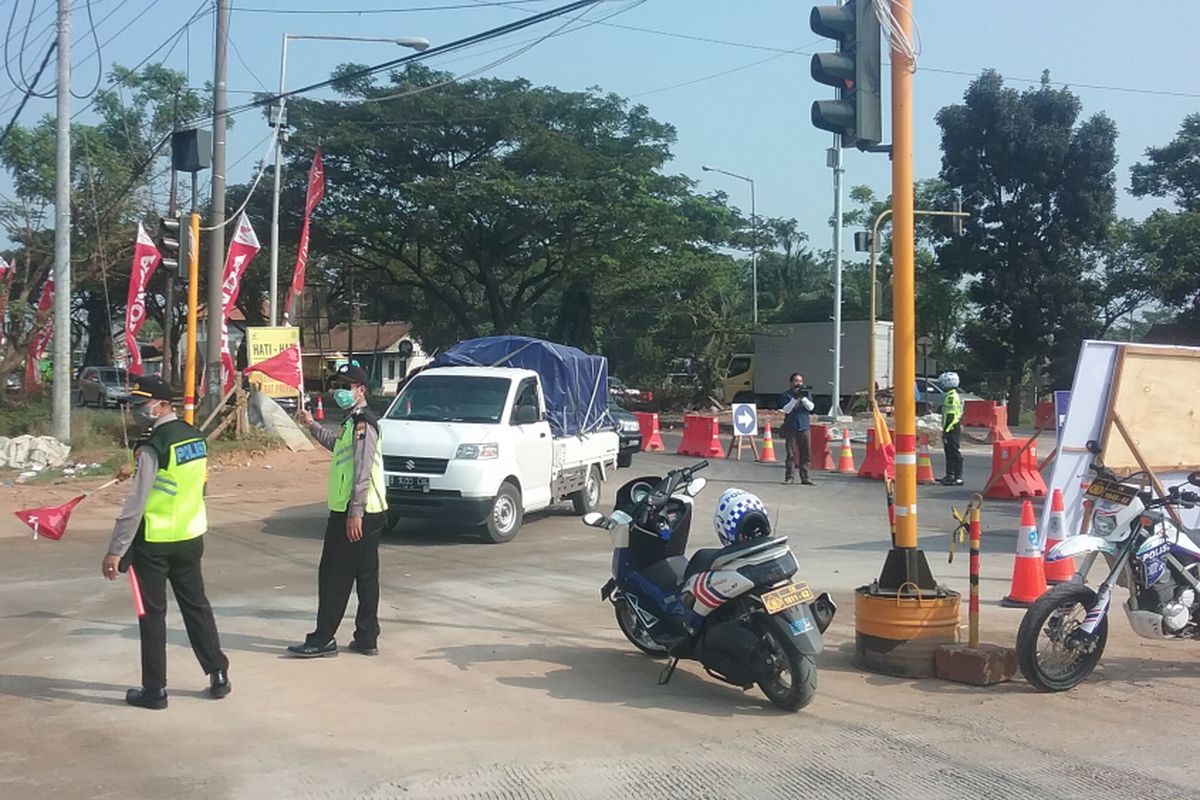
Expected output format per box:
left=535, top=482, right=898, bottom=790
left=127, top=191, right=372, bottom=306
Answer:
left=779, top=372, right=816, bottom=486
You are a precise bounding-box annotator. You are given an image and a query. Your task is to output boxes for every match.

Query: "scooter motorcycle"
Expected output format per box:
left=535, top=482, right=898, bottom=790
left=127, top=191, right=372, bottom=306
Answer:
left=581, top=461, right=837, bottom=711
left=1017, top=440, right=1200, bottom=691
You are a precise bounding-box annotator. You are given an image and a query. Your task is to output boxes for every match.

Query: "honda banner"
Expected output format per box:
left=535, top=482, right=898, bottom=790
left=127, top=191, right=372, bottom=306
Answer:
left=25, top=276, right=53, bottom=387
left=284, top=147, right=324, bottom=322
left=124, top=222, right=162, bottom=376
left=218, top=213, right=261, bottom=394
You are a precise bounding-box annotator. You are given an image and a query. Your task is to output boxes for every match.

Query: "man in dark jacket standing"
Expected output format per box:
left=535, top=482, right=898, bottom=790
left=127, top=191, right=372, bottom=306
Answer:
left=780, top=372, right=816, bottom=486
left=288, top=363, right=389, bottom=658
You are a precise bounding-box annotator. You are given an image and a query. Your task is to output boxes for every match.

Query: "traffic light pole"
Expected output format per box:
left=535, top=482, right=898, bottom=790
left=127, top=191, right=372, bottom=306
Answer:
left=183, top=175, right=201, bottom=425
left=830, top=136, right=844, bottom=417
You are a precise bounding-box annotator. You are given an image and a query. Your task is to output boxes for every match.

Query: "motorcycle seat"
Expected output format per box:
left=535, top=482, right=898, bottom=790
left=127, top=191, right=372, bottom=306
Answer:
left=641, top=556, right=688, bottom=591
left=684, top=538, right=771, bottom=581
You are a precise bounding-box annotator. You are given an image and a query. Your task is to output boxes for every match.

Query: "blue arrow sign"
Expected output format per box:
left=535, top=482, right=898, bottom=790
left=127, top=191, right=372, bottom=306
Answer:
left=732, top=403, right=758, bottom=436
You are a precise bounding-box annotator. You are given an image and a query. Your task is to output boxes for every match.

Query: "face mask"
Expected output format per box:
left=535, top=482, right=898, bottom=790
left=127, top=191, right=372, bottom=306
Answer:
left=132, top=402, right=158, bottom=427
left=333, top=388, right=356, bottom=410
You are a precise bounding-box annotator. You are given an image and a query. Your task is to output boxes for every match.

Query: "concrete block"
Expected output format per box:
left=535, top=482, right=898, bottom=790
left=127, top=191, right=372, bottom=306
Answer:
left=934, top=643, right=1017, bottom=686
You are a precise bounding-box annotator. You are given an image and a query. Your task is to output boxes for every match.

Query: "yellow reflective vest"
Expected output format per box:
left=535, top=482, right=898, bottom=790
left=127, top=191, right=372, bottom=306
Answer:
left=141, top=420, right=208, bottom=542
left=327, top=413, right=388, bottom=514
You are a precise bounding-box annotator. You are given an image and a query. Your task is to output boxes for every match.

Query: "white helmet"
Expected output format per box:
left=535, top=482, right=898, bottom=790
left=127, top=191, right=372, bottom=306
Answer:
left=938, top=371, right=960, bottom=390
left=713, top=488, right=771, bottom=546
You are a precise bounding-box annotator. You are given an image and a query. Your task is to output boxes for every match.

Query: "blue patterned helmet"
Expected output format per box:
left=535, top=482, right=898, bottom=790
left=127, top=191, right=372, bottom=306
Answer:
left=713, top=488, right=771, bottom=546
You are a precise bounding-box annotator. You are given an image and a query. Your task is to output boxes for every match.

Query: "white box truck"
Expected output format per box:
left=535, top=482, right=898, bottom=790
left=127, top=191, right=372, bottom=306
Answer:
left=723, top=321, right=895, bottom=409
left=379, top=337, right=619, bottom=543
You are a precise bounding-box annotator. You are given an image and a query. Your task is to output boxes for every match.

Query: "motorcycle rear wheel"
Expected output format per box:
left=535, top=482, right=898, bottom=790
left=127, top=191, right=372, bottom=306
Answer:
left=614, top=598, right=668, bottom=656
left=1017, top=583, right=1108, bottom=692
left=753, top=616, right=816, bottom=711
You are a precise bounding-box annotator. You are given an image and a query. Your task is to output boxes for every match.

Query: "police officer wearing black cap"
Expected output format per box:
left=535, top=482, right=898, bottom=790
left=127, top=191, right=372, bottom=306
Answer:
left=288, top=363, right=389, bottom=658
left=101, top=376, right=230, bottom=709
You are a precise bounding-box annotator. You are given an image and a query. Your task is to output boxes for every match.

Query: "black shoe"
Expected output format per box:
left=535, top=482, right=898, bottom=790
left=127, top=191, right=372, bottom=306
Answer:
left=801, top=479, right=816, bottom=486
left=209, top=669, right=231, bottom=699
left=939, top=476, right=964, bottom=486
left=348, top=640, right=379, bottom=657
left=783, top=476, right=795, bottom=485
left=286, top=639, right=338, bottom=658
left=126, top=687, right=167, bottom=710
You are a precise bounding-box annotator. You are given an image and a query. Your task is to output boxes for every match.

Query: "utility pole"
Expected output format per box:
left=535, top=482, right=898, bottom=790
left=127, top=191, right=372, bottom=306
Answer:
left=164, top=95, right=180, bottom=383
left=51, top=0, right=71, bottom=442
left=829, top=134, right=845, bottom=418
left=205, top=0, right=230, bottom=412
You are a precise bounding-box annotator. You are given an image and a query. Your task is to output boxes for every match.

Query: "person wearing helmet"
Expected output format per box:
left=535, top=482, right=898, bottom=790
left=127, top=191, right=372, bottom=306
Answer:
left=938, top=371, right=964, bottom=486
left=713, top=488, right=772, bottom=546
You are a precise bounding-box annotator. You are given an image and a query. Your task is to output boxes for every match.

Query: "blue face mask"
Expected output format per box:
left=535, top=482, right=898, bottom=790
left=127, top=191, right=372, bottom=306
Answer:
left=333, top=388, right=356, bottom=409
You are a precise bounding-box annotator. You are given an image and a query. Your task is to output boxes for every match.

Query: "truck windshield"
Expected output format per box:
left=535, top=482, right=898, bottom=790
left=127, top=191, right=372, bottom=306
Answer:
left=389, top=374, right=511, bottom=423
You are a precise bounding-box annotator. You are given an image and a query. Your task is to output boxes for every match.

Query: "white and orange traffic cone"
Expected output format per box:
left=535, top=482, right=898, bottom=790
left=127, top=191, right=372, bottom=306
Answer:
left=916, top=434, right=937, bottom=485
left=836, top=427, right=856, bottom=474
left=758, top=423, right=778, bottom=463
left=1044, top=488, right=1076, bottom=583
left=314, top=394, right=325, bottom=421
left=1001, top=500, right=1048, bottom=607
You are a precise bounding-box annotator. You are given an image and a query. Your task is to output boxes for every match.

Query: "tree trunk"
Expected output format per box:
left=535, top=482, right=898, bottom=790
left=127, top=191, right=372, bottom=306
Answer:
left=1006, top=371, right=1023, bottom=427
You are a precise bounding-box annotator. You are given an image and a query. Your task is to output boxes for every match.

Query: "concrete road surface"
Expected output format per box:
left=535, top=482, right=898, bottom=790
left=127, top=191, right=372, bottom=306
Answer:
left=1, top=439, right=1197, bottom=800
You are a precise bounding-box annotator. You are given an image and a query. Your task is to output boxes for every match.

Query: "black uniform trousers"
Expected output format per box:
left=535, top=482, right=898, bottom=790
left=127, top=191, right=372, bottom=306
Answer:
left=308, top=510, right=387, bottom=647
left=943, top=425, right=963, bottom=480
left=130, top=531, right=228, bottom=691
left=783, top=428, right=811, bottom=482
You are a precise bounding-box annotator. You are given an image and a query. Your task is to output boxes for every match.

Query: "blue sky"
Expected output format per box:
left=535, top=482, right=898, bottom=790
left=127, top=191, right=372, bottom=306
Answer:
left=2, top=0, right=1197, bottom=249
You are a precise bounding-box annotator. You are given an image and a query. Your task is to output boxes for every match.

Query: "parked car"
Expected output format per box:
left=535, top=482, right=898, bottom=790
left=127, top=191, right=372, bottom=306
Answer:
left=916, top=377, right=981, bottom=414
left=608, top=396, right=643, bottom=468
left=609, top=376, right=651, bottom=404
left=77, top=366, right=130, bottom=408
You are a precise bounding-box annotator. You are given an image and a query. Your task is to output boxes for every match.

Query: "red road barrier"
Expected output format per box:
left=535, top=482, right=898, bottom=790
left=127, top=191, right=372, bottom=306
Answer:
left=633, top=411, right=665, bottom=452
left=1034, top=401, right=1054, bottom=431
left=962, top=399, right=996, bottom=428
left=810, top=423, right=834, bottom=471
left=677, top=414, right=725, bottom=459
left=984, top=437, right=1047, bottom=499
left=986, top=406, right=1013, bottom=443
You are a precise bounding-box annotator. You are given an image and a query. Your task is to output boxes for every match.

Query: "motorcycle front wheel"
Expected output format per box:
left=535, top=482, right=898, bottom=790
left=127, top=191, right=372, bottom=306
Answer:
left=614, top=598, right=668, bottom=656
left=753, top=616, right=817, bottom=711
left=1017, top=583, right=1108, bottom=692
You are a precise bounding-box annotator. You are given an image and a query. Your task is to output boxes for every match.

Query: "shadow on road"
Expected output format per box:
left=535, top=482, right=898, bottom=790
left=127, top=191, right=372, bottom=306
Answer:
left=423, top=641, right=795, bottom=718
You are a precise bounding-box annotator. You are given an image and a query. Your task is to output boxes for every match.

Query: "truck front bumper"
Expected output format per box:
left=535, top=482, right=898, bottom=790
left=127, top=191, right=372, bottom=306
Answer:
left=386, top=488, right=493, bottom=527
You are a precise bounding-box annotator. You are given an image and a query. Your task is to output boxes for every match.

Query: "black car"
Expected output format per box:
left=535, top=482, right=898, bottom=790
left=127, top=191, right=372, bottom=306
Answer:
left=608, top=397, right=642, bottom=468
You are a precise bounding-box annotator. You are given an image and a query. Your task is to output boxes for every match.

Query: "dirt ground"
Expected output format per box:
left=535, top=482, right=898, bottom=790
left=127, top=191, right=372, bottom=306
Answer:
left=1, top=442, right=1197, bottom=800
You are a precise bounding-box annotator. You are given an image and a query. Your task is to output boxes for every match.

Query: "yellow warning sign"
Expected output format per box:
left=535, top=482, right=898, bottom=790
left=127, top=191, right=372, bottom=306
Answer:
left=245, top=326, right=300, bottom=398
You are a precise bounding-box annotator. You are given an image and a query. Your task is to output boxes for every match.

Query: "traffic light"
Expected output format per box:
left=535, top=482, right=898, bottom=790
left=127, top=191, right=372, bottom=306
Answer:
left=810, top=0, right=882, bottom=150
left=158, top=213, right=183, bottom=275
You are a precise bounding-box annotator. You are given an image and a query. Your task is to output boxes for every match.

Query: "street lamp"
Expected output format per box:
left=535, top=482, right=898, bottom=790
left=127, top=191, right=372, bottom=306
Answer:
left=269, top=34, right=430, bottom=326
left=701, top=164, right=758, bottom=325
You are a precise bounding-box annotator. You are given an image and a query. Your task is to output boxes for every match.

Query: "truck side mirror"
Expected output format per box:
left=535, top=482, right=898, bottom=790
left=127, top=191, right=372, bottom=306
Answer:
left=1086, top=440, right=1102, bottom=456
left=514, top=405, right=540, bottom=425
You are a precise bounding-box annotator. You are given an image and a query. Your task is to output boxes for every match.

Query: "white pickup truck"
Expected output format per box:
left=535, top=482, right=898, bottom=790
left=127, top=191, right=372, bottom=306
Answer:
left=379, top=363, right=619, bottom=542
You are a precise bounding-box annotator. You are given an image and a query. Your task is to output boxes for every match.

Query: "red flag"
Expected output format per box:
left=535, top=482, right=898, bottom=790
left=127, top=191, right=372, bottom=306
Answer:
left=125, top=223, right=162, bottom=376
left=218, top=213, right=261, bottom=394
left=243, top=343, right=302, bottom=389
left=25, top=276, right=53, bottom=387
left=284, top=147, right=325, bottom=322
left=14, top=494, right=86, bottom=540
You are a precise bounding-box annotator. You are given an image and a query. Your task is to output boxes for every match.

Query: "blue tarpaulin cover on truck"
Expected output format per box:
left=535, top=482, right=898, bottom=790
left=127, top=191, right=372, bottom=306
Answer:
left=430, top=336, right=613, bottom=437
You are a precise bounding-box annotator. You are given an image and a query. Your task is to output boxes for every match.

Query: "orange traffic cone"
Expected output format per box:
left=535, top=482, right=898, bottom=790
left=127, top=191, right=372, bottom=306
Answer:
left=314, top=394, right=325, bottom=421
left=1001, top=500, right=1048, bottom=607
left=758, top=423, right=778, bottom=463
left=916, top=434, right=936, bottom=484
left=836, top=427, right=856, bottom=474
left=1044, top=488, right=1076, bottom=583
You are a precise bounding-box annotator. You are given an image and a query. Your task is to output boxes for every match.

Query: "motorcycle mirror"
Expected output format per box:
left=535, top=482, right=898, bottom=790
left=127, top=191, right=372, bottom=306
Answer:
left=685, top=477, right=707, bottom=497
left=1189, top=471, right=1200, bottom=488
left=582, top=512, right=607, bottom=529
left=1086, top=440, right=1102, bottom=456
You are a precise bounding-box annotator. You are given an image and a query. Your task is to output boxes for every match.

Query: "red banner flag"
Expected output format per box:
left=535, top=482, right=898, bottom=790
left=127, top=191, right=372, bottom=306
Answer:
left=284, top=147, right=325, bottom=322
left=219, top=213, right=262, bottom=394
left=125, top=222, right=162, bottom=376
left=243, top=343, right=303, bottom=389
left=25, top=276, right=53, bottom=387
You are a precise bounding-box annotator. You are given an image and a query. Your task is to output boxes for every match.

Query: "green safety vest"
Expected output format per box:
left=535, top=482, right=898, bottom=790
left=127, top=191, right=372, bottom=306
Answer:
left=942, top=388, right=963, bottom=432
left=328, top=414, right=388, bottom=514
left=141, top=420, right=208, bottom=543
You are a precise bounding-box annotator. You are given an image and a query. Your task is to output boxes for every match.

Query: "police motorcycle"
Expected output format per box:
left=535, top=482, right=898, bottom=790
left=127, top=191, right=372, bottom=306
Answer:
left=581, top=460, right=837, bottom=711
left=1017, top=439, right=1200, bottom=692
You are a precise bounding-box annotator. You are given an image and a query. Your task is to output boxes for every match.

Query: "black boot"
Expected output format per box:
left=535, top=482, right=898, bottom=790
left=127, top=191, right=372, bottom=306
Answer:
left=209, top=669, right=231, bottom=699
left=126, top=687, right=168, bottom=710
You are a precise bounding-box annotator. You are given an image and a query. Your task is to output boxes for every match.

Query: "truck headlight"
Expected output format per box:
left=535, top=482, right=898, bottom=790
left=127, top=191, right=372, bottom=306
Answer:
left=1093, top=513, right=1117, bottom=537
left=455, top=443, right=499, bottom=460
left=620, top=418, right=640, bottom=433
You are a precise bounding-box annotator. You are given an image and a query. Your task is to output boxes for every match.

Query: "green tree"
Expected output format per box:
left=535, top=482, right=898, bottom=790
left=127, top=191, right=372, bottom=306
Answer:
left=934, top=70, right=1117, bottom=419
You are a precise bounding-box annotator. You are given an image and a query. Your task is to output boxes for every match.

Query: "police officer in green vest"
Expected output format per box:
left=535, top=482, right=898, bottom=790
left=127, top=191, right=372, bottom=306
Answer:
left=101, top=376, right=229, bottom=709
left=288, top=363, right=388, bottom=658
left=938, top=371, right=965, bottom=486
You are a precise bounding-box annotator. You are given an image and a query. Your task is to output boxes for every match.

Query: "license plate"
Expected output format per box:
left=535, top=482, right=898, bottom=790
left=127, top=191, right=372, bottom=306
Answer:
left=1086, top=479, right=1137, bottom=506
left=761, top=581, right=813, bottom=614
left=389, top=476, right=430, bottom=492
